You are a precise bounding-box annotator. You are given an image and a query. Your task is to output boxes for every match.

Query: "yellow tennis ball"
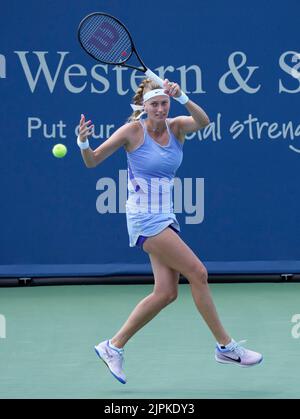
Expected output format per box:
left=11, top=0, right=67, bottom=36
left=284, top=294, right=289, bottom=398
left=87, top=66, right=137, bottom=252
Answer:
left=52, top=144, right=67, bottom=158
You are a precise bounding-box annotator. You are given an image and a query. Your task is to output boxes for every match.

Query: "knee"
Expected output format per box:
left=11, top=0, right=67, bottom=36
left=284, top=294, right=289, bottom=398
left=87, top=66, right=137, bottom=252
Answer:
left=167, top=291, right=178, bottom=304
left=155, top=290, right=178, bottom=306
left=186, top=264, right=208, bottom=286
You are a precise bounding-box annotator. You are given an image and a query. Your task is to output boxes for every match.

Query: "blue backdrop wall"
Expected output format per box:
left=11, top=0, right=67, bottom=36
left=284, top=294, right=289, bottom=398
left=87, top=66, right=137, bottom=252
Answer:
left=1, top=0, right=300, bottom=277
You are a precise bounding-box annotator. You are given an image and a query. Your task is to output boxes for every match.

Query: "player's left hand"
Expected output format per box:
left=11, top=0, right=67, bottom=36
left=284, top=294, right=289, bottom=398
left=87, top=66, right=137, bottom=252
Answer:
left=163, top=79, right=182, bottom=99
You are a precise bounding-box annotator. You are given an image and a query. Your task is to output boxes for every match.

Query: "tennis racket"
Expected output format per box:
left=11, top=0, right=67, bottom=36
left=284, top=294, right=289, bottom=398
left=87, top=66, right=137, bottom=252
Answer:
left=77, top=12, right=165, bottom=87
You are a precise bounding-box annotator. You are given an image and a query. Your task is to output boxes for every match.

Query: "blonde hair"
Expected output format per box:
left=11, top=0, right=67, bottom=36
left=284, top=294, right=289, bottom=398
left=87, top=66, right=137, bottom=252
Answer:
left=127, top=78, right=161, bottom=123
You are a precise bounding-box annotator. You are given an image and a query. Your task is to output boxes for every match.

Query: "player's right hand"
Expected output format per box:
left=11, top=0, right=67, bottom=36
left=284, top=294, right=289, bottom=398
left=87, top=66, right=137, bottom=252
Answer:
left=79, top=114, right=94, bottom=142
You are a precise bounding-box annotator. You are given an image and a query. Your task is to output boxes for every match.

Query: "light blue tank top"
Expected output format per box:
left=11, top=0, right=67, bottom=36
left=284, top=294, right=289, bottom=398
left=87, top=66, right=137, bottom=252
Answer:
left=126, top=119, right=183, bottom=214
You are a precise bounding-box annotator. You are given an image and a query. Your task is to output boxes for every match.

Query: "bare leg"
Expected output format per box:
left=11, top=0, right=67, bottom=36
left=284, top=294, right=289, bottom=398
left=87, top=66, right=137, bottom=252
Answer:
left=143, top=228, right=231, bottom=346
left=111, top=253, right=180, bottom=348
left=189, top=276, right=230, bottom=345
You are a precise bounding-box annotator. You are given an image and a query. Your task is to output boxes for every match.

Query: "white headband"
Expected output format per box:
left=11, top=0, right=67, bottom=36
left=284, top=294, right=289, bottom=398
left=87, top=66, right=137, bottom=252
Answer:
left=130, top=89, right=169, bottom=119
left=143, top=89, right=168, bottom=103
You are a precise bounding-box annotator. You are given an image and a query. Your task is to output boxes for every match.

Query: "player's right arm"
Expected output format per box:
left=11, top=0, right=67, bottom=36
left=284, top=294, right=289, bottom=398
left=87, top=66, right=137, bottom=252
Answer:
left=78, top=114, right=130, bottom=168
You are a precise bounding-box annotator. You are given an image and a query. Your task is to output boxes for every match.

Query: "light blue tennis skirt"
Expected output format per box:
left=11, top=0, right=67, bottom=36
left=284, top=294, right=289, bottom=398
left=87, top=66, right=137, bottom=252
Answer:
left=126, top=209, right=180, bottom=247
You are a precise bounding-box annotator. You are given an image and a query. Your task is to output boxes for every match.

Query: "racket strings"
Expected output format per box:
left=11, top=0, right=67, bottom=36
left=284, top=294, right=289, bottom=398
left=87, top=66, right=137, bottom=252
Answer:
left=79, top=15, right=132, bottom=64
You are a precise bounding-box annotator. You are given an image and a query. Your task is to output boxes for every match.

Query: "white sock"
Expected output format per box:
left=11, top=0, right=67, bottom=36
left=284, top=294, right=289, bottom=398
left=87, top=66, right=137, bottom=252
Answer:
left=218, top=338, right=235, bottom=350
left=108, top=339, right=123, bottom=353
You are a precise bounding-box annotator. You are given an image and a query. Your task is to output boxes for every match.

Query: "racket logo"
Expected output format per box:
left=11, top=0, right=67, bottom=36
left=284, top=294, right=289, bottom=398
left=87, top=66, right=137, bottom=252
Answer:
left=89, top=23, right=119, bottom=54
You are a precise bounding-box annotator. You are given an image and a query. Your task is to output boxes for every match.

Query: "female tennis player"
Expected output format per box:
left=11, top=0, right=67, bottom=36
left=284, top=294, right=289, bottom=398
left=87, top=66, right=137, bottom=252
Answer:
left=77, top=78, right=263, bottom=384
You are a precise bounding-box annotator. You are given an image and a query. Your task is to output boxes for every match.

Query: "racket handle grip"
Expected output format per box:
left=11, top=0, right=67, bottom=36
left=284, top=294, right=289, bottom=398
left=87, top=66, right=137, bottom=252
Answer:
left=145, top=69, right=164, bottom=87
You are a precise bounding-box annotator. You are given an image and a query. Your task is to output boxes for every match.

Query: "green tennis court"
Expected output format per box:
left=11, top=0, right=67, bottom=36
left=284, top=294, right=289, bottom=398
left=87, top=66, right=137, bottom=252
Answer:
left=1, top=282, right=299, bottom=399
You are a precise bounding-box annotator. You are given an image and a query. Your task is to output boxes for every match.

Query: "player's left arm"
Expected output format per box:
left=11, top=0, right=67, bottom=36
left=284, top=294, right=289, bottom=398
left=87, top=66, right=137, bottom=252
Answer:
left=174, top=100, right=210, bottom=135
left=164, top=79, right=210, bottom=135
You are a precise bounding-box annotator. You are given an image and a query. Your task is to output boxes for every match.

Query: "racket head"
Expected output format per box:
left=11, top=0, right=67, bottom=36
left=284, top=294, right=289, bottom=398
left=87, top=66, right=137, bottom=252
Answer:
left=78, top=12, right=136, bottom=66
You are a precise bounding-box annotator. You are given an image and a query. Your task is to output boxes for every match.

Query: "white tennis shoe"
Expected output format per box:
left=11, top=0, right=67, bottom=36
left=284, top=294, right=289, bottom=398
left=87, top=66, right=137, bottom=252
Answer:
left=94, top=340, right=127, bottom=384
left=215, top=339, right=263, bottom=367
